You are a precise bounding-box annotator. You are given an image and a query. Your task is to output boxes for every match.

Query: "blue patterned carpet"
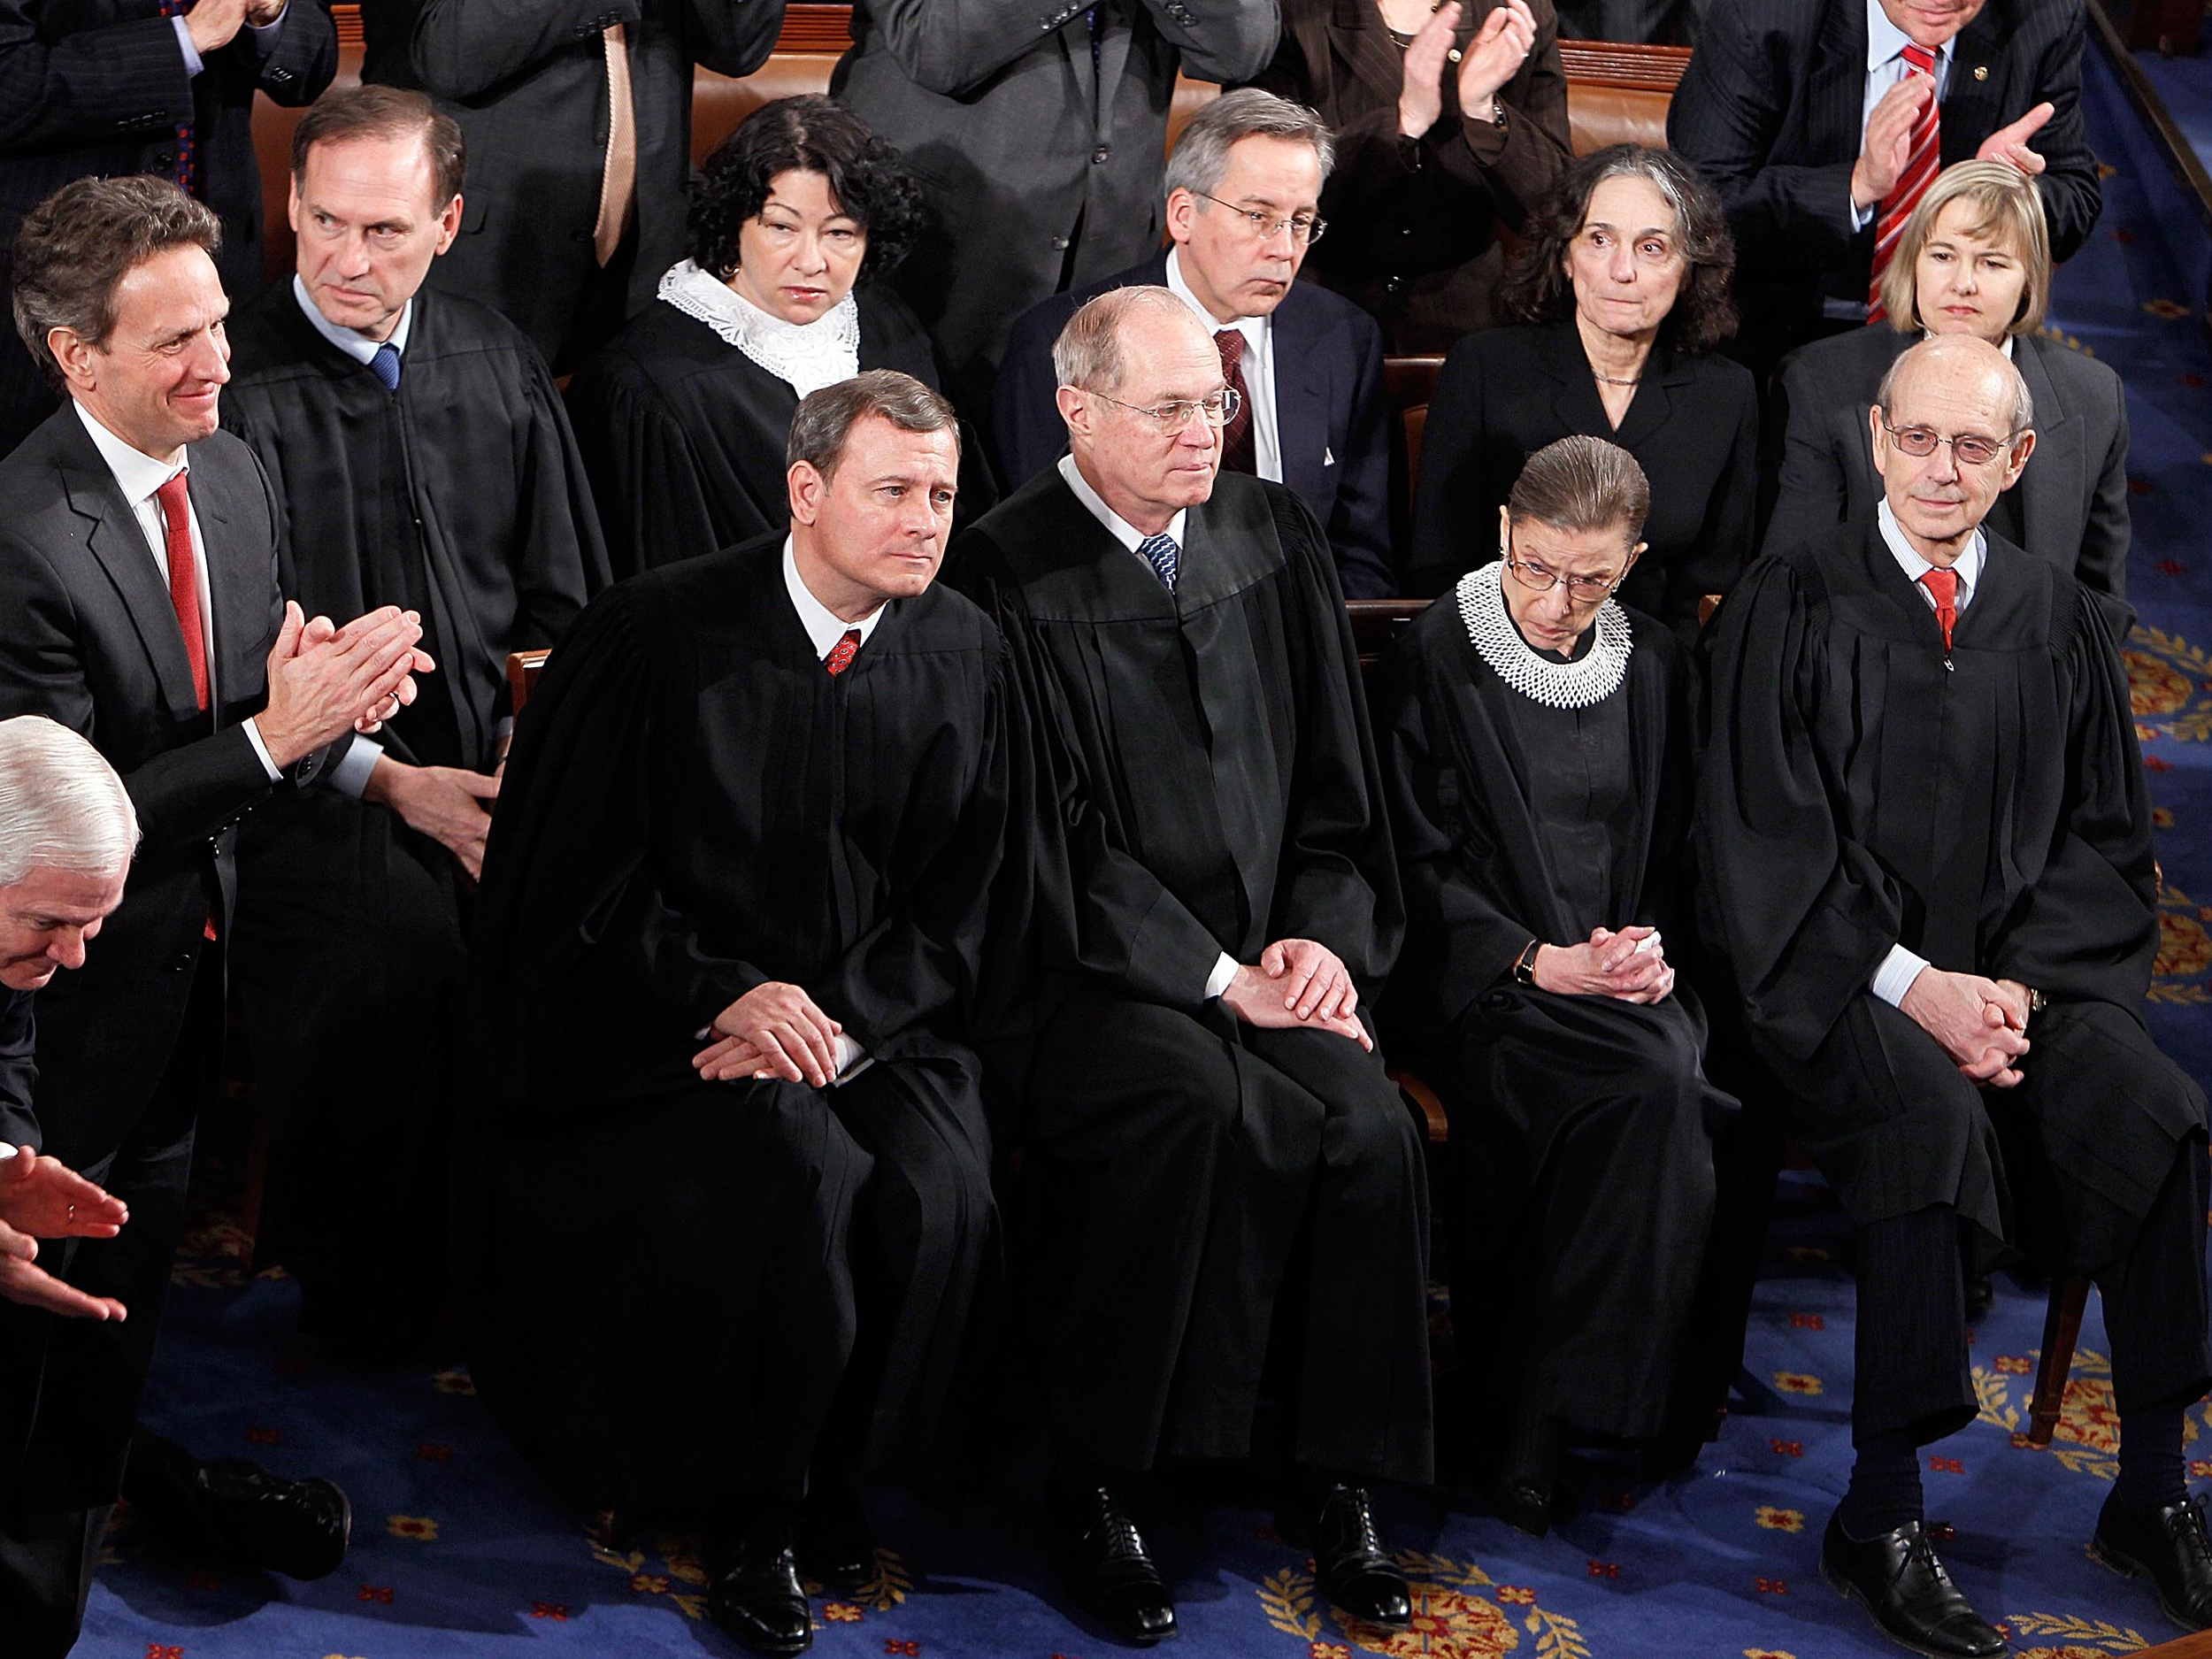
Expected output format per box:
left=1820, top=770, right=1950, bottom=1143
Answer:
left=85, top=36, right=2212, bottom=1659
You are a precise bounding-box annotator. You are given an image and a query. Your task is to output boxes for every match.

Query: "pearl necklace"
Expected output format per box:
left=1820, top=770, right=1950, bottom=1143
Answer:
left=1455, top=560, right=1632, bottom=709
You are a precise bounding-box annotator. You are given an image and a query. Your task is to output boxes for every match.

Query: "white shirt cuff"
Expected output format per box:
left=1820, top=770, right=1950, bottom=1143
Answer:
left=171, top=14, right=204, bottom=75
left=827, top=1033, right=874, bottom=1087
left=1871, top=943, right=1930, bottom=1008
left=327, top=734, right=385, bottom=799
left=242, top=716, right=282, bottom=781
left=1849, top=191, right=1874, bottom=233
left=1204, top=952, right=1239, bottom=1001
left=0, top=1142, right=14, bottom=1161
left=249, top=4, right=286, bottom=49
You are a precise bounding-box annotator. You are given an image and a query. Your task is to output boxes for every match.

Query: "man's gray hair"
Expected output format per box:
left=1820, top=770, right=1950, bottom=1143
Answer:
left=1164, top=88, right=1336, bottom=201
left=1051, top=287, right=1197, bottom=396
left=0, top=717, right=138, bottom=888
left=786, top=369, right=959, bottom=479
left=1875, top=335, right=2036, bottom=436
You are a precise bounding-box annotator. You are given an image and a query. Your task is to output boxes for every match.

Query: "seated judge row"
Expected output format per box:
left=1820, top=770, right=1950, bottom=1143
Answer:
left=471, top=319, right=2204, bottom=1659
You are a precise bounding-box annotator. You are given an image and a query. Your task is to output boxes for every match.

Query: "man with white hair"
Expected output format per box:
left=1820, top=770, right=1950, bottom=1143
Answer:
left=1701, top=334, right=2210, bottom=1653
left=0, top=715, right=137, bottom=1323
left=956, top=286, right=1426, bottom=1647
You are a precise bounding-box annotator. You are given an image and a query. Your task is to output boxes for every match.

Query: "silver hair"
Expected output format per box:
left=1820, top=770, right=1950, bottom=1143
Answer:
left=1050, top=286, right=1200, bottom=396
left=1875, top=335, right=2036, bottom=436
left=1164, top=88, right=1336, bottom=200
left=785, top=369, right=959, bottom=478
left=0, top=716, right=138, bottom=887
left=1508, top=435, right=1652, bottom=544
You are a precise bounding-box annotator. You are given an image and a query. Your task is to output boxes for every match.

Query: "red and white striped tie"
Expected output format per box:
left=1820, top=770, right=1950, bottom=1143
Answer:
left=1868, top=42, right=1939, bottom=324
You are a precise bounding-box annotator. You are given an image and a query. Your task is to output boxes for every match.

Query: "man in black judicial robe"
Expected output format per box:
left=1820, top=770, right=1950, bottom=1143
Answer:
left=952, top=287, right=1429, bottom=1647
left=464, top=372, right=1004, bottom=1658
left=217, top=88, right=607, bottom=1345
left=1699, top=336, right=2212, bottom=1655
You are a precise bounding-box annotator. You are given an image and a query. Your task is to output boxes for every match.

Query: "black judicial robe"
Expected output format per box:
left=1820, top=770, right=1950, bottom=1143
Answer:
left=463, top=535, right=1011, bottom=1513
left=1379, top=594, right=1731, bottom=1437
left=566, top=284, right=995, bottom=580
left=1697, top=523, right=2206, bottom=1267
left=221, top=283, right=610, bottom=774
left=953, top=470, right=1433, bottom=1484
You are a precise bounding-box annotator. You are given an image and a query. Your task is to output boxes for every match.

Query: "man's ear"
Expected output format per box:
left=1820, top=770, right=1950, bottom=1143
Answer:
left=787, top=458, right=826, bottom=526
left=46, top=327, right=96, bottom=395
left=287, top=175, right=303, bottom=236
left=1164, top=187, right=1197, bottom=247
left=434, top=194, right=463, bottom=255
left=1998, top=426, right=2037, bottom=490
left=1056, top=383, right=1093, bottom=447
left=1867, top=403, right=1891, bottom=480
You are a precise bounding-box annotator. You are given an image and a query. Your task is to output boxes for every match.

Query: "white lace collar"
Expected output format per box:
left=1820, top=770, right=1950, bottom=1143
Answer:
left=1455, top=560, right=1632, bottom=709
left=657, top=258, right=862, bottom=399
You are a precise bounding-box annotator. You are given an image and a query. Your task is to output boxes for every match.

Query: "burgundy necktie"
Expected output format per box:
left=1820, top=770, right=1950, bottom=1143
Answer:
left=824, top=629, right=861, bottom=676
left=1214, top=328, right=1256, bottom=475
left=1868, top=43, right=1939, bottom=322
left=155, top=471, right=219, bottom=941
left=157, top=0, right=199, bottom=195
left=1921, top=566, right=1959, bottom=651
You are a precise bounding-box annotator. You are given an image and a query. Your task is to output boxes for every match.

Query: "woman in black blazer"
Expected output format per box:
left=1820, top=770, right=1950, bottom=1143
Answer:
left=1405, top=145, right=1756, bottom=634
left=1766, top=161, right=2131, bottom=622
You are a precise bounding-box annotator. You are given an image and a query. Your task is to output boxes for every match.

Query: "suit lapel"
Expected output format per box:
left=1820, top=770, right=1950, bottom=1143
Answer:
left=55, top=429, right=204, bottom=725
left=1939, top=2, right=2008, bottom=157
left=2010, top=336, right=2080, bottom=572
left=1811, top=0, right=1869, bottom=165
left=191, top=444, right=269, bottom=716
left=1267, top=287, right=1325, bottom=503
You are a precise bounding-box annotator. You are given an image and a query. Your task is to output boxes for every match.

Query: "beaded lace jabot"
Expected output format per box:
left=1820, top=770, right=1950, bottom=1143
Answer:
left=1455, top=560, right=1632, bottom=708
left=657, top=258, right=861, bottom=399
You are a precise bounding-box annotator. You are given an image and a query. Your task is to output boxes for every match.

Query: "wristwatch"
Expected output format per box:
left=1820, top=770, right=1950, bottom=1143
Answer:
left=1511, top=938, right=1541, bottom=986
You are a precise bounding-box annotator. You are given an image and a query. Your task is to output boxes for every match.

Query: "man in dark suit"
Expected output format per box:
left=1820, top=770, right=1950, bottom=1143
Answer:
left=994, top=89, right=1395, bottom=597
left=361, top=0, right=783, bottom=373
left=832, top=0, right=1279, bottom=423
left=1666, top=0, right=2099, bottom=374
left=0, top=174, right=432, bottom=1657
left=0, top=0, right=338, bottom=454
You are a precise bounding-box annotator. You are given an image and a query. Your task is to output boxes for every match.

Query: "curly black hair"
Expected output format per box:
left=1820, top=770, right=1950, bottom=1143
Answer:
left=1495, top=144, right=1740, bottom=357
left=688, top=96, right=926, bottom=286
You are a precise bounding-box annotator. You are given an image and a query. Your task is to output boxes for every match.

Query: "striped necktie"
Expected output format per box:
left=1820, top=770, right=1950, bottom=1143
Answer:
left=1136, top=532, right=1179, bottom=592
left=1868, top=42, right=1939, bottom=322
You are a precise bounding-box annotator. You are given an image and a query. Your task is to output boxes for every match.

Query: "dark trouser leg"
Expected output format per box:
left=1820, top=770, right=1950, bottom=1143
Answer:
left=0, top=1508, right=104, bottom=1659
left=1841, top=1204, right=1974, bottom=1537
left=2104, top=1135, right=2212, bottom=1511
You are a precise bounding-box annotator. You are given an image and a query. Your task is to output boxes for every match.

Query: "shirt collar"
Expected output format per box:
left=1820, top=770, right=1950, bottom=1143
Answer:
left=72, top=400, right=183, bottom=505
left=1866, top=0, right=1945, bottom=73
left=1057, top=452, right=1188, bottom=556
left=291, top=273, right=414, bottom=368
left=1164, top=245, right=1264, bottom=348
left=1877, top=495, right=1985, bottom=603
left=781, top=535, right=886, bottom=659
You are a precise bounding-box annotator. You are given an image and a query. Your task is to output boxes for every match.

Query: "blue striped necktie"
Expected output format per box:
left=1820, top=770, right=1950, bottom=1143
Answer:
left=370, top=342, right=402, bottom=392
left=1137, top=532, right=1179, bottom=592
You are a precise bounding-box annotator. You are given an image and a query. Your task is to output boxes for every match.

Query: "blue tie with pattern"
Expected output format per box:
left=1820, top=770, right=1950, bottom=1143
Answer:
left=1137, top=531, right=1179, bottom=592
left=370, top=342, right=402, bottom=392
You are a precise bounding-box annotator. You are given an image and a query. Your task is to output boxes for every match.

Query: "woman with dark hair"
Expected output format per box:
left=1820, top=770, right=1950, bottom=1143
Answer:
left=568, top=96, right=990, bottom=578
left=1403, top=144, right=1755, bottom=634
left=1379, top=435, right=1733, bottom=1532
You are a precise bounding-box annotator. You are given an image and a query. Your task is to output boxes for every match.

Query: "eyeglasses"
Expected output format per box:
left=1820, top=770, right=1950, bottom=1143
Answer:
left=1878, top=419, right=2017, bottom=468
left=1192, top=191, right=1327, bottom=247
left=1503, top=544, right=1625, bottom=600
left=1086, top=385, right=1243, bottom=433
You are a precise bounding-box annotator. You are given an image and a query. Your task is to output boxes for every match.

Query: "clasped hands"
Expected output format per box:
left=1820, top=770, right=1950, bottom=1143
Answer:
left=1854, top=74, right=2055, bottom=207
left=1398, top=0, right=1537, bottom=138
left=1221, top=939, right=1372, bottom=1049
left=257, top=602, right=437, bottom=772
left=1901, top=967, right=2032, bottom=1089
left=0, top=1146, right=129, bottom=1321
left=694, top=981, right=848, bottom=1087
left=1531, top=925, right=1675, bottom=1003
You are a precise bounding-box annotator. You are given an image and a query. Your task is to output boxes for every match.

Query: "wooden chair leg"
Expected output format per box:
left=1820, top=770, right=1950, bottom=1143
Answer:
left=2028, top=1275, right=2093, bottom=1448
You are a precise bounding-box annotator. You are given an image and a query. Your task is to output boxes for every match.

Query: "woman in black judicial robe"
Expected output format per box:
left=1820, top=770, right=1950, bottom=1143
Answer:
left=1378, top=435, right=1733, bottom=1530
left=566, top=96, right=994, bottom=579
left=1404, top=146, right=1755, bottom=634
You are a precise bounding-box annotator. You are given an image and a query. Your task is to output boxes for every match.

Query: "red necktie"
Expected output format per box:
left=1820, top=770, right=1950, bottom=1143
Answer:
left=824, top=629, right=861, bottom=676
left=154, top=472, right=210, bottom=710
left=1214, top=328, right=1256, bottom=475
left=1868, top=42, right=1939, bottom=322
left=1921, top=566, right=1958, bottom=651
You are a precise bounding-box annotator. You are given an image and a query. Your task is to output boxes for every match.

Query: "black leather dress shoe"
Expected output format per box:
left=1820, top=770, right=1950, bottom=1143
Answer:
left=798, top=1472, right=876, bottom=1594
left=710, top=1525, right=814, bottom=1655
left=130, top=1442, right=351, bottom=1580
left=1819, top=1512, right=2007, bottom=1657
left=1310, top=1485, right=1411, bottom=1627
left=2093, top=1490, right=2212, bottom=1631
left=1051, top=1482, right=1176, bottom=1646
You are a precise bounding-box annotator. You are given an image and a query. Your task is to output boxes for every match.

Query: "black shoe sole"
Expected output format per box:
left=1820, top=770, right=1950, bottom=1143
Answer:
left=1818, top=1551, right=2006, bottom=1659
left=2091, top=1531, right=2212, bottom=1635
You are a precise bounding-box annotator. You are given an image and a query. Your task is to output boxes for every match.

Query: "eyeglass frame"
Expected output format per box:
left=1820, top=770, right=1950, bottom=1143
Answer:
left=1877, top=417, right=2023, bottom=469
left=1082, top=383, right=1244, bottom=433
left=1189, top=190, right=1327, bottom=248
left=1501, top=527, right=1639, bottom=601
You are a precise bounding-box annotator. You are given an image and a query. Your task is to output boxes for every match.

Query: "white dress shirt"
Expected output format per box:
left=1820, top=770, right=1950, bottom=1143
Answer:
left=294, top=276, right=418, bottom=797
left=1867, top=495, right=1988, bottom=1008
left=1055, top=455, right=1239, bottom=1002
left=72, top=403, right=280, bottom=780
left=1163, top=246, right=1283, bottom=483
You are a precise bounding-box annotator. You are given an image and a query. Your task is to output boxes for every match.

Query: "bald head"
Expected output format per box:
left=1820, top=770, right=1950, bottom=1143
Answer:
left=1870, top=335, right=2037, bottom=564
left=1053, top=286, right=1225, bottom=536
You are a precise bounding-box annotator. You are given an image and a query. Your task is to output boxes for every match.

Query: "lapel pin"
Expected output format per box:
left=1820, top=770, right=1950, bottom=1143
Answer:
left=1973, top=65, right=1988, bottom=81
